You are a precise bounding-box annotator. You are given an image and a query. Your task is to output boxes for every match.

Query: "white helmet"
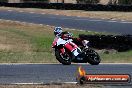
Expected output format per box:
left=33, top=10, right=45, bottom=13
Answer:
left=54, top=27, right=63, bottom=36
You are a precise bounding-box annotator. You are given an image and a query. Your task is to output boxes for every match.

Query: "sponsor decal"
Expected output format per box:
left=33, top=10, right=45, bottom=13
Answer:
left=77, top=66, right=131, bottom=84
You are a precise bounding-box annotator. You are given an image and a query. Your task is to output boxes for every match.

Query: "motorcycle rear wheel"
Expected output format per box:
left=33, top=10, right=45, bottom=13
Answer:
left=55, top=49, right=71, bottom=65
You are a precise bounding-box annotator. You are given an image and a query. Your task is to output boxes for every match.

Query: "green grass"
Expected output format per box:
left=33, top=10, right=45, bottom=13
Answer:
left=0, top=51, right=56, bottom=63
left=0, top=21, right=131, bottom=63
left=101, top=50, right=132, bottom=63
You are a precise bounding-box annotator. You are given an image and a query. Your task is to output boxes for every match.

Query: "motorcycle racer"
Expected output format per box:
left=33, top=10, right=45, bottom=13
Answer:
left=52, top=27, right=100, bottom=65
left=53, top=27, right=89, bottom=60
left=54, top=27, right=88, bottom=46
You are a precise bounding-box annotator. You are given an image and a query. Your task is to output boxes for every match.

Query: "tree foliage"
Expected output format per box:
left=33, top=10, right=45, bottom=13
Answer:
left=118, top=0, right=132, bottom=4
left=0, top=0, right=8, bottom=2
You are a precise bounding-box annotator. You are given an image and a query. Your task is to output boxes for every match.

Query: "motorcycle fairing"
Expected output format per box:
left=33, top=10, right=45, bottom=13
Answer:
left=64, top=42, right=81, bottom=56
left=52, top=37, right=81, bottom=57
left=52, top=37, right=58, bottom=48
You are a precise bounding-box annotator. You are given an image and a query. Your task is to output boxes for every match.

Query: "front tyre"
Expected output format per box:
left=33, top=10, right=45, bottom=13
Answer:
left=85, top=49, right=101, bottom=65
left=55, top=49, right=71, bottom=65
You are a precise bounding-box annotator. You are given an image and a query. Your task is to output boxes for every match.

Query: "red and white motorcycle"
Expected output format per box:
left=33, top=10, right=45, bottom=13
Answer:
left=52, top=34, right=101, bottom=65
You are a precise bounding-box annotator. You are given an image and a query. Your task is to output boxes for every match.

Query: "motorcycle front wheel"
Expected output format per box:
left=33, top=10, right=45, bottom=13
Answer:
left=85, top=48, right=101, bottom=65
left=55, top=49, right=71, bottom=65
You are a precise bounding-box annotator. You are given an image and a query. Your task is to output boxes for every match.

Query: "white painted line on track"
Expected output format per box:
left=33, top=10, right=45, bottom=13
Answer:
left=107, top=20, right=117, bottom=23
left=29, top=23, right=34, bottom=25
left=11, top=83, right=44, bottom=85
left=21, top=22, right=27, bottom=24
left=39, top=24, right=43, bottom=26
left=63, top=82, right=77, bottom=84
left=0, top=19, right=45, bottom=26
left=19, top=11, right=24, bottom=13
left=74, top=18, right=88, bottom=21
left=73, top=63, right=132, bottom=65
left=0, top=63, right=132, bottom=65
left=0, top=63, right=61, bottom=65
left=101, top=18, right=106, bottom=19
left=41, top=13, right=46, bottom=14
left=10, top=82, right=77, bottom=85
left=120, top=21, right=132, bottom=24
left=92, top=19, right=103, bottom=21
left=76, top=18, right=132, bottom=23
left=75, top=18, right=117, bottom=23
left=29, top=12, right=35, bottom=14
left=7, top=10, right=13, bottom=12
left=121, top=20, right=126, bottom=21
left=100, top=63, right=132, bottom=65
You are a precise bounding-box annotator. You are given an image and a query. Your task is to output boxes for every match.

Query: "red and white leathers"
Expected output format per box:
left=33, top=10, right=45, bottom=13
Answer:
left=52, top=31, right=89, bottom=58
left=52, top=36, right=81, bottom=57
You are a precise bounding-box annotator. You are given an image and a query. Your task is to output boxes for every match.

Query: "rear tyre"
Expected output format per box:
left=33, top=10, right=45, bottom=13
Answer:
left=55, top=49, right=71, bottom=65
left=85, top=48, right=101, bottom=65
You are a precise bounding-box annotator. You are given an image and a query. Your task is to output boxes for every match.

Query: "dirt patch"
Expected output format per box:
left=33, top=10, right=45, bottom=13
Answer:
left=0, top=21, right=32, bottom=52
left=0, top=43, right=31, bottom=52
left=0, top=36, right=12, bottom=51
left=0, top=84, right=103, bottom=88
left=0, top=44, right=12, bottom=50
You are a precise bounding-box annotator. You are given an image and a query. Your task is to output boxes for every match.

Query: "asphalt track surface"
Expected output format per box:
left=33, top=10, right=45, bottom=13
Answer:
left=0, top=64, right=132, bottom=86
left=0, top=10, right=132, bottom=34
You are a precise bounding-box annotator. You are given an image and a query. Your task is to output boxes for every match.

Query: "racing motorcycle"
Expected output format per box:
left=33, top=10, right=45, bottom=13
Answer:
left=52, top=34, right=101, bottom=65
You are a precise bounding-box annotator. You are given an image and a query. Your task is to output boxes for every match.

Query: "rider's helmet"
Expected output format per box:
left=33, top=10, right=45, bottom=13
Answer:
left=54, top=27, right=63, bottom=36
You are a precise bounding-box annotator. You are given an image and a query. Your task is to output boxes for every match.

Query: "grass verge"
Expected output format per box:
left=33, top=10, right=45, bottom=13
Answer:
left=0, top=20, right=131, bottom=63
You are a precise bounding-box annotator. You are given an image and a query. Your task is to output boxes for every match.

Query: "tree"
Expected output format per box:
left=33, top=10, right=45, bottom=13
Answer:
left=118, top=0, right=132, bottom=5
